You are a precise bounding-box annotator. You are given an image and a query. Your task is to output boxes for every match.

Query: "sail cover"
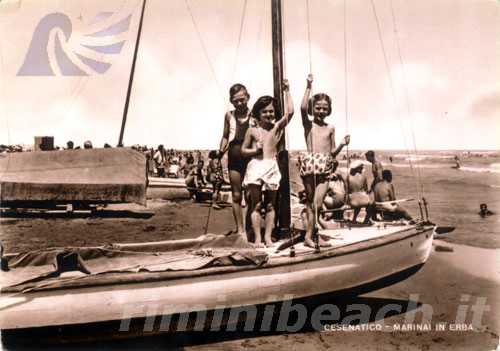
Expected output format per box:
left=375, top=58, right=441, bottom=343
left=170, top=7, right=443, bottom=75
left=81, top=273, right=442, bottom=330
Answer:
left=0, top=148, right=147, bottom=206
left=1, top=234, right=268, bottom=292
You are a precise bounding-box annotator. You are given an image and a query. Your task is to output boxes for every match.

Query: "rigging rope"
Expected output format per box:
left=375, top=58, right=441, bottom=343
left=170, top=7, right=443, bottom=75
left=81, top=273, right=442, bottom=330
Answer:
left=249, top=0, right=266, bottom=91
left=389, top=0, right=424, bottom=198
left=368, top=0, right=422, bottom=201
left=230, top=0, right=248, bottom=83
left=305, top=0, right=313, bottom=75
left=304, top=0, right=320, bottom=247
left=184, top=0, right=225, bottom=106
left=185, top=0, right=248, bottom=232
left=343, top=0, right=351, bottom=208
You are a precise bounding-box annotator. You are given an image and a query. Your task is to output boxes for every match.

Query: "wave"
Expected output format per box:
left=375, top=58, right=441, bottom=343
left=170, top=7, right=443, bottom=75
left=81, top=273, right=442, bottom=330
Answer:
left=392, top=154, right=456, bottom=161
left=391, top=152, right=500, bottom=161
left=390, top=163, right=500, bottom=174
left=391, top=163, right=442, bottom=169
left=458, top=166, right=500, bottom=174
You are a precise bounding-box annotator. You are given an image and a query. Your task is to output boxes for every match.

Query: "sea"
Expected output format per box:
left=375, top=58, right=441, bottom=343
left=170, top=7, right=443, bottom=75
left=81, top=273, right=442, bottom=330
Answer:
left=288, top=150, right=500, bottom=249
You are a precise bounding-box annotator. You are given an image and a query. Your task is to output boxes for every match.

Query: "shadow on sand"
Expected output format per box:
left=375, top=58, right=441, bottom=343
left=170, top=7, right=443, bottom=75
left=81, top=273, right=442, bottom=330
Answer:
left=2, top=293, right=422, bottom=350
left=0, top=209, right=154, bottom=220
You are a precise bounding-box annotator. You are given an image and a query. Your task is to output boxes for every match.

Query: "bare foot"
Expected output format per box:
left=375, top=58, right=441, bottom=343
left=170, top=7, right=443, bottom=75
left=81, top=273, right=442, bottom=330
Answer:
left=252, top=242, right=265, bottom=248
left=304, top=238, right=316, bottom=248
left=264, top=240, right=274, bottom=248
left=304, top=237, right=332, bottom=248
left=317, top=236, right=332, bottom=247
left=238, top=231, right=248, bottom=242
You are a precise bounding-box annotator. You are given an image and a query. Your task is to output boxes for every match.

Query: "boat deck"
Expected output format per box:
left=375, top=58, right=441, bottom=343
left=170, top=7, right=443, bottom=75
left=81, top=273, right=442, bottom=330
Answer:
left=0, top=222, right=434, bottom=330
left=263, top=223, right=412, bottom=258
left=1, top=222, right=426, bottom=292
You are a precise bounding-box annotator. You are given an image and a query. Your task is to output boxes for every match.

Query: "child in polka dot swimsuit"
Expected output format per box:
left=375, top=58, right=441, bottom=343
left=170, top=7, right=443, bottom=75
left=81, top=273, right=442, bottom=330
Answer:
left=300, top=74, right=350, bottom=248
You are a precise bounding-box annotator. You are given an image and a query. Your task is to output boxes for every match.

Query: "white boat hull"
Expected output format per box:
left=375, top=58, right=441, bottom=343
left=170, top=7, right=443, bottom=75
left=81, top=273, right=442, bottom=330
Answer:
left=0, top=225, right=433, bottom=331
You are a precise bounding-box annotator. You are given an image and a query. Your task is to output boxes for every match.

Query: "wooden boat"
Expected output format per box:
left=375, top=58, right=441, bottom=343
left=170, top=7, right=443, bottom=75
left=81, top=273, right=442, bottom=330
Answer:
left=148, top=176, right=230, bottom=191
left=0, top=222, right=435, bottom=339
left=148, top=176, right=190, bottom=188
left=0, top=148, right=147, bottom=208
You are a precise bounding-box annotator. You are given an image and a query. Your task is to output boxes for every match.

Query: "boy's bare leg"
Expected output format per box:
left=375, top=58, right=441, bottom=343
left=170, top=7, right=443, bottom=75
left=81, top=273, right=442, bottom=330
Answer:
left=212, top=184, right=222, bottom=209
left=263, top=190, right=277, bottom=247
left=229, top=170, right=245, bottom=236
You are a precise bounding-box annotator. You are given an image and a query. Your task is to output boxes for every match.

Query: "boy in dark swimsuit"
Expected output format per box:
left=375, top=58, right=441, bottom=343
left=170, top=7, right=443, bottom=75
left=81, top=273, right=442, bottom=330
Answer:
left=218, top=84, right=253, bottom=239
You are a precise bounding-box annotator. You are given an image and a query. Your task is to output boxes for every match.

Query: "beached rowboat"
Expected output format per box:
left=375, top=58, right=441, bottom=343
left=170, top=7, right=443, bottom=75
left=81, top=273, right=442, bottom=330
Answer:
left=0, top=222, right=434, bottom=335
left=0, top=148, right=148, bottom=208
left=148, top=176, right=231, bottom=192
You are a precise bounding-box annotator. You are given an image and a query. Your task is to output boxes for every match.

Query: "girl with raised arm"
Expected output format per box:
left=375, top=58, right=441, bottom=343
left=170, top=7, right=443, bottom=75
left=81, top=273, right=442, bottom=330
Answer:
left=300, top=74, right=350, bottom=248
left=241, top=80, right=294, bottom=247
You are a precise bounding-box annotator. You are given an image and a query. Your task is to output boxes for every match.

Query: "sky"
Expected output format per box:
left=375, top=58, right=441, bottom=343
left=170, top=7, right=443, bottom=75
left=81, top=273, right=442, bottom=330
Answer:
left=0, top=0, right=498, bottom=150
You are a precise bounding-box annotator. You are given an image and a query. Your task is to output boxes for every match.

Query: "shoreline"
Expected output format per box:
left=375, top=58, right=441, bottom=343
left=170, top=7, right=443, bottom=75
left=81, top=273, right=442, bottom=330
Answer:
left=433, top=239, right=500, bottom=283
left=1, top=198, right=499, bottom=252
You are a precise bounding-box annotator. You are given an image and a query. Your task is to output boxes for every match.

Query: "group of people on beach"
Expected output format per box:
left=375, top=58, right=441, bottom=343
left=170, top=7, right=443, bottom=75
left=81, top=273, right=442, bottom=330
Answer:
left=208, top=75, right=415, bottom=248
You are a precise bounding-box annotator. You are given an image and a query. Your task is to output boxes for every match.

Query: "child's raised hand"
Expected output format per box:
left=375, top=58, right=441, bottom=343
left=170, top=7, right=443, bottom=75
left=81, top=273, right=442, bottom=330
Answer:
left=342, top=135, right=351, bottom=146
left=307, top=74, right=313, bottom=86
left=282, top=79, right=290, bottom=91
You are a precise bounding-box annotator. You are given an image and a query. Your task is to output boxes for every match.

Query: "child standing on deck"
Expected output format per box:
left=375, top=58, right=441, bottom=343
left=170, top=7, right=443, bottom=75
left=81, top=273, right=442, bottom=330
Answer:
left=218, top=84, right=254, bottom=240
left=242, top=80, right=294, bottom=247
left=300, top=74, right=350, bottom=248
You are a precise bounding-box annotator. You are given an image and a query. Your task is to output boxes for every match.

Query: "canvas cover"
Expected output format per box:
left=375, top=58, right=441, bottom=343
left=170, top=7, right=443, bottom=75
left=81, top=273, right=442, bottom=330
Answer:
left=1, top=234, right=268, bottom=292
left=0, top=148, right=147, bottom=205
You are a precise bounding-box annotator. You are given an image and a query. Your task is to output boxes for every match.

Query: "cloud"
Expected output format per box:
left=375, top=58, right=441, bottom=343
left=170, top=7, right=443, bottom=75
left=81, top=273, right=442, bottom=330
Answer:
left=467, top=89, right=500, bottom=120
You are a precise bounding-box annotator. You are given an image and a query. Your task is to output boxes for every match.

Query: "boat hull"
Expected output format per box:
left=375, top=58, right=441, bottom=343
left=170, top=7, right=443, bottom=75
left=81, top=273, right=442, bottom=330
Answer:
left=0, top=148, right=147, bottom=206
left=0, top=226, right=433, bottom=331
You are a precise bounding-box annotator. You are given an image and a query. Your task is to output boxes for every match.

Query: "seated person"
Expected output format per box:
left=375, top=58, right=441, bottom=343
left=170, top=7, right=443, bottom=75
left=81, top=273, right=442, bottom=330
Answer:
left=322, top=163, right=346, bottom=221
left=374, top=170, right=412, bottom=221
left=347, top=160, right=375, bottom=224
left=479, top=203, right=494, bottom=218
left=185, top=160, right=206, bottom=199
left=365, top=150, right=383, bottom=191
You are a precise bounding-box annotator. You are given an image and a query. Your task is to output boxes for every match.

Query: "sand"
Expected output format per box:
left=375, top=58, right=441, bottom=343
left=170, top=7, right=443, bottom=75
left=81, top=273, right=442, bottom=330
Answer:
left=0, top=199, right=498, bottom=350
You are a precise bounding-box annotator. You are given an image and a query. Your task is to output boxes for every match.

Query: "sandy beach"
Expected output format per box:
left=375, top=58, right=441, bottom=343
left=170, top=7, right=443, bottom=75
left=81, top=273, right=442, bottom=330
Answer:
left=1, top=197, right=498, bottom=350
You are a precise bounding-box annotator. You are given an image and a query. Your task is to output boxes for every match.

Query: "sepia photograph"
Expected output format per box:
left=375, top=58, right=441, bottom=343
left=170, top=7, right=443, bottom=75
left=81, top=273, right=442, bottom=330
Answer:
left=0, top=0, right=499, bottom=350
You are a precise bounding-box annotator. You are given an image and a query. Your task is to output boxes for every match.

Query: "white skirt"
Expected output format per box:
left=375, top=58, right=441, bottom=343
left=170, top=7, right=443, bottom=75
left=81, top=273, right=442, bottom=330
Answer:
left=243, top=158, right=281, bottom=191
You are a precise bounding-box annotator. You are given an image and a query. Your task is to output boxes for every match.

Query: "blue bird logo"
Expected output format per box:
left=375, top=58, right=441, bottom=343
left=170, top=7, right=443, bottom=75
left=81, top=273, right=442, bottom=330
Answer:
left=18, top=11, right=131, bottom=76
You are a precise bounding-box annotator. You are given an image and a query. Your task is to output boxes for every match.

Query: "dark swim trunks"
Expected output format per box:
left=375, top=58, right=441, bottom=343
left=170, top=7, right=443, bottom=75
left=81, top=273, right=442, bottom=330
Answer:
left=228, top=141, right=248, bottom=174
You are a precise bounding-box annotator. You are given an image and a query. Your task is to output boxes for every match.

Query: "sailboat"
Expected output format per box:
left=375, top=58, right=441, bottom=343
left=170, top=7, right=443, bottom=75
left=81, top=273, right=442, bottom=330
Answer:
left=0, top=0, right=440, bottom=344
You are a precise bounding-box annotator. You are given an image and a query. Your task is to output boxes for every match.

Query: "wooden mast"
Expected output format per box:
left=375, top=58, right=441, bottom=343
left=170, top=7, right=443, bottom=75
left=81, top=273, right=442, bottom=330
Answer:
left=271, top=0, right=291, bottom=232
left=117, top=0, right=147, bottom=147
